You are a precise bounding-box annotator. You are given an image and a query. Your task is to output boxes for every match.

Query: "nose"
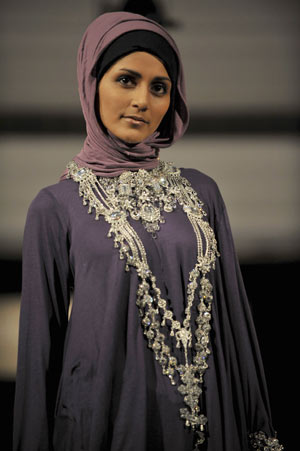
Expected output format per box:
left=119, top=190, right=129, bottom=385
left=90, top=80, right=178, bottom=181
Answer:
left=131, top=85, right=149, bottom=112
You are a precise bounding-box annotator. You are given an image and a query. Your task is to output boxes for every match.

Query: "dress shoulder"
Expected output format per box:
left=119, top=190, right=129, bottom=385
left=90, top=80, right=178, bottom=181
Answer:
left=27, top=179, right=77, bottom=224
left=180, top=167, right=225, bottom=225
left=180, top=167, right=218, bottom=187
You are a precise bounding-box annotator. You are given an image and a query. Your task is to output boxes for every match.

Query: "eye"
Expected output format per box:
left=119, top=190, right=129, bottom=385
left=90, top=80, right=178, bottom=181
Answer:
left=151, top=82, right=168, bottom=96
left=117, top=75, right=136, bottom=87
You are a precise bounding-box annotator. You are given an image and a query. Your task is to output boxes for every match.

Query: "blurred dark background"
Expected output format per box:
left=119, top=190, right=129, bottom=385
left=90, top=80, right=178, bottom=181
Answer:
left=1, top=0, right=299, bottom=449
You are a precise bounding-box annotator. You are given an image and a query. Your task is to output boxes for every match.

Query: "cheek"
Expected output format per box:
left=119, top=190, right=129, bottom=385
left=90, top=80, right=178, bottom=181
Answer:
left=98, top=83, right=128, bottom=123
left=153, top=97, right=171, bottom=125
left=99, top=91, right=117, bottom=122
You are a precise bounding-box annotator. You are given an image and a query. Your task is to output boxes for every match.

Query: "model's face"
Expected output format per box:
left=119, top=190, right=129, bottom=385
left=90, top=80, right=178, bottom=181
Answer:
left=98, top=51, right=172, bottom=143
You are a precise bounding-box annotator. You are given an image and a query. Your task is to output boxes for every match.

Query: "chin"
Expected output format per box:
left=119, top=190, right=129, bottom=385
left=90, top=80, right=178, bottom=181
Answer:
left=121, top=136, right=140, bottom=144
left=118, top=132, right=147, bottom=144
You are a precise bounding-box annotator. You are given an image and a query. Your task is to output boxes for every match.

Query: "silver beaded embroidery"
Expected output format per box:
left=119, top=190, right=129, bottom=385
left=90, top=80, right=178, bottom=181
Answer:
left=67, top=160, right=220, bottom=449
left=68, top=161, right=283, bottom=450
left=249, top=431, right=284, bottom=450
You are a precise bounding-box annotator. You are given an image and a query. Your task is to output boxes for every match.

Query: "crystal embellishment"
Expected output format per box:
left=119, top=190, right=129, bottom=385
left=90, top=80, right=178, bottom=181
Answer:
left=118, top=183, right=132, bottom=196
left=67, top=160, right=220, bottom=449
left=249, top=431, right=284, bottom=450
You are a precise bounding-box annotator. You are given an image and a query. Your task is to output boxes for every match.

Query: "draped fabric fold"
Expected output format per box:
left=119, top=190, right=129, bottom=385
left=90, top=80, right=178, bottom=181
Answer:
left=60, top=12, right=189, bottom=179
left=13, top=11, right=283, bottom=451
left=14, top=169, right=283, bottom=450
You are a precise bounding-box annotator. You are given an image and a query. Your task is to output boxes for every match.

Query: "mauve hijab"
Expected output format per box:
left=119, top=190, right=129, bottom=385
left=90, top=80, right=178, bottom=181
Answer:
left=62, top=12, right=189, bottom=178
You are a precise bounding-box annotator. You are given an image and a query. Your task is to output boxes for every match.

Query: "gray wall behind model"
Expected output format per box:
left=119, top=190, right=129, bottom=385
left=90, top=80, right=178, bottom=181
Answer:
left=1, top=0, right=299, bottom=115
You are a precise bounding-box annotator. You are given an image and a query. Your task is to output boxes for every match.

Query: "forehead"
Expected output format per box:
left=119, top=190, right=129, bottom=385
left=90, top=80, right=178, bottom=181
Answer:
left=109, top=51, right=169, bottom=76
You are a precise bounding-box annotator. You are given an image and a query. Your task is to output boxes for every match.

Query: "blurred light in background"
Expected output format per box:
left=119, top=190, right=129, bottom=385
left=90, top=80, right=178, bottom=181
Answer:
left=0, top=1, right=299, bottom=447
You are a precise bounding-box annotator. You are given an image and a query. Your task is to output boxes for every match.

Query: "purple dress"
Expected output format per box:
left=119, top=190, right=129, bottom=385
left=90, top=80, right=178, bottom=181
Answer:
left=13, top=168, right=278, bottom=451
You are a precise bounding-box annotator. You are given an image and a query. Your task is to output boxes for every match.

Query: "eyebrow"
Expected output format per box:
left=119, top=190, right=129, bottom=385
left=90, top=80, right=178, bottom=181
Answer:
left=119, top=68, right=171, bottom=83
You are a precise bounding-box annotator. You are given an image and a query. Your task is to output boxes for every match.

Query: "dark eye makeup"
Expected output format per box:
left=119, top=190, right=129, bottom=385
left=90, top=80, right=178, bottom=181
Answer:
left=117, top=74, right=136, bottom=86
left=115, top=72, right=170, bottom=96
left=151, top=82, right=168, bottom=95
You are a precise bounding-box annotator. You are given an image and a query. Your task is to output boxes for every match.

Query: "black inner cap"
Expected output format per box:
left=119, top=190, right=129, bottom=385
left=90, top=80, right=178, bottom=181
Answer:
left=94, top=30, right=178, bottom=86
left=93, top=30, right=179, bottom=141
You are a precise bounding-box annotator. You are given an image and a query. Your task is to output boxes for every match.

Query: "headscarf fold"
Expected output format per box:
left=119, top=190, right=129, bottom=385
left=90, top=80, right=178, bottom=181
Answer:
left=62, top=11, right=189, bottom=179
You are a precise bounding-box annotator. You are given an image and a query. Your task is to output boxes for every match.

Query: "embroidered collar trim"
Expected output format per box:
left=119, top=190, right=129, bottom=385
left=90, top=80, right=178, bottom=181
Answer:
left=67, top=160, right=219, bottom=448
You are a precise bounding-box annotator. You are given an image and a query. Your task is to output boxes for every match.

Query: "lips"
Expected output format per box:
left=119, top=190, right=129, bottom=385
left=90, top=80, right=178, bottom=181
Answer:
left=123, top=115, right=149, bottom=124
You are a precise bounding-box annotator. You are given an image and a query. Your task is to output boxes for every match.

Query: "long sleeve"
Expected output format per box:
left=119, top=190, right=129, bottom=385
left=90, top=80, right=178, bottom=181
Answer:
left=212, top=198, right=282, bottom=449
left=173, top=168, right=284, bottom=450
left=13, top=188, right=72, bottom=451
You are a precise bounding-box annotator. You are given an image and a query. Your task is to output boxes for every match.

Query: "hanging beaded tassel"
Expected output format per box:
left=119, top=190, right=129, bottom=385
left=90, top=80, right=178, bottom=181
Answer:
left=67, top=160, right=218, bottom=448
left=68, top=160, right=284, bottom=450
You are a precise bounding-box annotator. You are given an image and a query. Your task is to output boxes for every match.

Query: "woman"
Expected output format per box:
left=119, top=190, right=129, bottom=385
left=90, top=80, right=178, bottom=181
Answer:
left=13, top=11, right=283, bottom=451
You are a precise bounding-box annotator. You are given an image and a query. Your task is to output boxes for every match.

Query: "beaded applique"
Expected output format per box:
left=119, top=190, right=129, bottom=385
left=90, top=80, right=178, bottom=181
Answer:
left=67, top=160, right=220, bottom=449
left=249, top=431, right=284, bottom=450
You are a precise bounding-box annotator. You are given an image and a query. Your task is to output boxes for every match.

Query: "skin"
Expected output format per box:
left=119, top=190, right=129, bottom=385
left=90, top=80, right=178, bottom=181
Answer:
left=98, top=51, right=172, bottom=144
